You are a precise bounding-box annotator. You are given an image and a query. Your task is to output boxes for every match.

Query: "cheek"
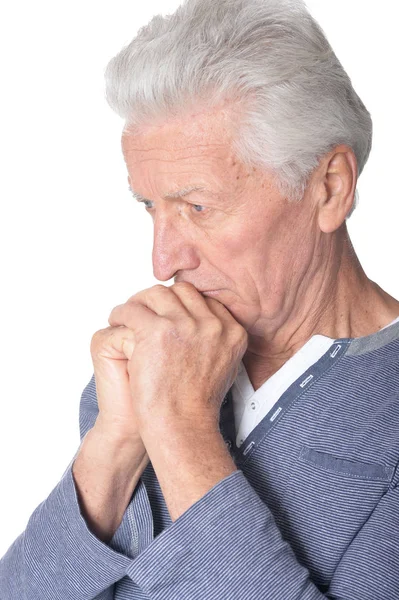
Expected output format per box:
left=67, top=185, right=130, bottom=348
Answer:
left=206, top=203, right=311, bottom=280
left=230, top=218, right=304, bottom=290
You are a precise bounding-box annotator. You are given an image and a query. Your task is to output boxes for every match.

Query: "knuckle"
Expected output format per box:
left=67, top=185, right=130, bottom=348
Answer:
left=90, top=327, right=109, bottom=351
left=152, top=284, right=167, bottom=292
left=174, top=281, right=195, bottom=292
left=183, top=317, right=197, bottom=336
left=204, top=317, right=223, bottom=336
left=228, top=324, right=247, bottom=344
left=107, top=310, right=118, bottom=326
left=126, top=284, right=164, bottom=303
left=236, top=323, right=247, bottom=337
left=236, top=325, right=248, bottom=344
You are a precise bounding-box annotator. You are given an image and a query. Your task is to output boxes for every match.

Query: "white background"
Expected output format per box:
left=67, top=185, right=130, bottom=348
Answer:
left=0, top=0, right=398, bottom=557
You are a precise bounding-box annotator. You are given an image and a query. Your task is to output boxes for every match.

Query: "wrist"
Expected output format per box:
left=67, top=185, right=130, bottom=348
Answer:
left=89, top=419, right=148, bottom=472
left=140, top=415, right=224, bottom=461
left=140, top=409, right=220, bottom=439
left=94, top=415, right=146, bottom=451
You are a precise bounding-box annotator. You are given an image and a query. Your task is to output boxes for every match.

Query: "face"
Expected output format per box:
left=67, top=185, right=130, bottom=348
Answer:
left=121, top=105, right=324, bottom=337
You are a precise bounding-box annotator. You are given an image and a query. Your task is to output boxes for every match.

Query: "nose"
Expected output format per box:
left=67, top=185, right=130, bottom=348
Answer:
left=151, top=212, right=200, bottom=282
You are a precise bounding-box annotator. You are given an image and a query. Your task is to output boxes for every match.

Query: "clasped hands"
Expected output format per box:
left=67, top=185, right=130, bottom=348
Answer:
left=108, top=282, right=248, bottom=436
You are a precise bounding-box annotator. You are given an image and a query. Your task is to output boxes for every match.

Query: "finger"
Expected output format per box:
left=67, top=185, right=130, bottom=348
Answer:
left=170, top=282, right=218, bottom=319
left=108, top=301, right=159, bottom=334
left=172, top=283, right=238, bottom=327
left=91, top=324, right=137, bottom=361
left=124, top=284, right=192, bottom=320
left=202, top=294, right=240, bottom=325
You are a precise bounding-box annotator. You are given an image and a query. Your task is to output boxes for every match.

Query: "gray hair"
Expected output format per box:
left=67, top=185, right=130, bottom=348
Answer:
left=104, top=0, right=372, bottom=218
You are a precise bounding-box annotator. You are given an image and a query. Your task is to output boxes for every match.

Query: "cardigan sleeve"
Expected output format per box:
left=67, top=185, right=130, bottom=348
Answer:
left=125, top=466, right=399, bottom=600
left=0, top=373, right=139, bottom=600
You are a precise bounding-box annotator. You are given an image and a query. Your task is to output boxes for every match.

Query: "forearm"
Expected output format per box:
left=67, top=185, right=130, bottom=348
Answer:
left=141, top=420, right=237, bottom=522
left=0, top=422, right=140, bottom=599
left=72, top=423, right=149, bottom=544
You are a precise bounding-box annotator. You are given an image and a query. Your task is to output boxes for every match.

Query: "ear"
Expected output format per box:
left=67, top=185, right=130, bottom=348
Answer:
left=317, top=145, right=358, bottom=234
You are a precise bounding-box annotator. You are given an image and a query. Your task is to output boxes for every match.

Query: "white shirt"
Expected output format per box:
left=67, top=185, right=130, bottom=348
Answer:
left=232, top=316, right=399, bottom=448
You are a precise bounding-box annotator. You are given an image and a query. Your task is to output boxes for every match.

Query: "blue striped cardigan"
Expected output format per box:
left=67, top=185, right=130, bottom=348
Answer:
left=1, top=321, right=399, bottom=599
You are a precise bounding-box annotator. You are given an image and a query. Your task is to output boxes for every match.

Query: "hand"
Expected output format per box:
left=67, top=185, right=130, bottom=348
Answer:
left=90, top=310, right=146, bottom=451
left=107, top=282, right=248, bottom=431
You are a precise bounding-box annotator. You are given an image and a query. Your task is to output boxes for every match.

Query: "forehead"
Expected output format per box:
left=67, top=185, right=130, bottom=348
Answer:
left=120, top=104, right=273, bottom=203
left=121, top=105, right=242, bottom=167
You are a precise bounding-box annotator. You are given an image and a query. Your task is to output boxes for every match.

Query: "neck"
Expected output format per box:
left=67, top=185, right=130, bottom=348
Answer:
left=243, top=225, right=399, bottom=390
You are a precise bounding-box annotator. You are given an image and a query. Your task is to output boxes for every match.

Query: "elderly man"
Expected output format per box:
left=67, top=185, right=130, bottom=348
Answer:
left=2, top=0, right=399, bottom=598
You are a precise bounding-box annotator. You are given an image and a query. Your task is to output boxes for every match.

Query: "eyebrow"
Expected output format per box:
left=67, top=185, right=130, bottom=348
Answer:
left=129, top=184, right=210, bottom=203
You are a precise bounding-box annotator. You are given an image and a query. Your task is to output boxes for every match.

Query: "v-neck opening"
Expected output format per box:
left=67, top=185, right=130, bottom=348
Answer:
left=223, top=316, right=399, bottom=467
left=228, top=338, right=351, bottom=466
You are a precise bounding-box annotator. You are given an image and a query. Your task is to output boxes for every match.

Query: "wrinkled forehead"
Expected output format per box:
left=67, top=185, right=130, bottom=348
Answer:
left=121, top=106, right=237, bottom=157
left=120, top=117, right=250, bottom=198
left=119, top=103, right=277, bottom=201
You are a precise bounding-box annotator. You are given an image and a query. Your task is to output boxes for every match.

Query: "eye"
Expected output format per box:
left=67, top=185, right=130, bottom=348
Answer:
left=139, top=200, right=207, bottom=214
